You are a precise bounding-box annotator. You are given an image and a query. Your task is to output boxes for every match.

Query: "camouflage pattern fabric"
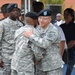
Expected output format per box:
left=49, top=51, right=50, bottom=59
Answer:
left=0, top=17, right=23, bottom=75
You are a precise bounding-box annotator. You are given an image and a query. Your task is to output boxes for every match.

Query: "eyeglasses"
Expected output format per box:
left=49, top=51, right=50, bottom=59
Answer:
left=38, top=17, right=50, bottom=20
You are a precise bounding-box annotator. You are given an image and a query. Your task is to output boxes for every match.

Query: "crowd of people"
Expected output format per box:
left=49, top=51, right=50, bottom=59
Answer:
left=0, top=1, right=75, bottom=75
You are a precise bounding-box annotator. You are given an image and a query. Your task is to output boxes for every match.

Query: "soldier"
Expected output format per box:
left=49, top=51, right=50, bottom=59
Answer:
left=11, top=12, right=41, bottom=75
left=0, top=3, right=9, bottom=20
left=0, top=3, right=9, bottom=75
left=0, top=3, right=23, bottom=75
left=23, top=9, right=64, bottom=75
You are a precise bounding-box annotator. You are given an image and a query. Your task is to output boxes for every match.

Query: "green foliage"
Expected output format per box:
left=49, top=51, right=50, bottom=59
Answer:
left=39, top=0, right=65, bottom=4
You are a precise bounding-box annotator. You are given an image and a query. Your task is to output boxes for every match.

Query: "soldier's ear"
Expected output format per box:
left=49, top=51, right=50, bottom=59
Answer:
left=49, top=16, right=52, bottom=23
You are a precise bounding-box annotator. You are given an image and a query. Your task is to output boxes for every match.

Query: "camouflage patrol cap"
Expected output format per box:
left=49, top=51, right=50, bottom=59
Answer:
left=7, top=3, right=18, bottom=13
left=38, top=9, right=52, bottom=16
left=1, top=3, right=9, bottom=14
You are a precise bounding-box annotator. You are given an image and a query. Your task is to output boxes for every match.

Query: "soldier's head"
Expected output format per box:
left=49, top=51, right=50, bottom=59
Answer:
left=38, top=9, right=52, bottom=28
left=1, top=3, right=9, bottom=18
left=25, top=12, right=38, bottom=27
left=7, top=3, right=19, bottom=20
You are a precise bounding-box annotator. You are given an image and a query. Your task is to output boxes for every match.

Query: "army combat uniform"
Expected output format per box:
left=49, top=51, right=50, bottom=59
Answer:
left=27, top=23, right=64, bottom=75
left=11, top=24, right=44, bottom=75
left=0, top=17, right=23, bottom=75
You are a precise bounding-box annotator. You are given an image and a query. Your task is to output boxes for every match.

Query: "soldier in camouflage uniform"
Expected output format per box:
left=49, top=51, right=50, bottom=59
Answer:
left=0, top=3, right=9, bottom=21
left=11, top=12, right=42, bottom=75
left=0, top=4, right=10, bottom=75
left=23, top=9, right=64, bottom=75
left=0, top=3, right=23, bottom=75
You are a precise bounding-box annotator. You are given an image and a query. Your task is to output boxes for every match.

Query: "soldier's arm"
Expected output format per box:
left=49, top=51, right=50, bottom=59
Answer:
left=31, top=44, right=44, bottom=61
left=0, top=22, right=4, bottom=67
left=23, top=30, right=59, bottom=49
left=0, top=23, right=4, bottom=57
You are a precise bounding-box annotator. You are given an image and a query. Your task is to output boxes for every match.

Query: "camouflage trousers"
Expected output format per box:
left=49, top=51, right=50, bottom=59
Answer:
left=36, top=67, right=63, bottom=75
left=0, top=58, right=11, bottom=75
left=0, top=68, right=4, bottom=75
left=11, top=69, right=35, bottom=75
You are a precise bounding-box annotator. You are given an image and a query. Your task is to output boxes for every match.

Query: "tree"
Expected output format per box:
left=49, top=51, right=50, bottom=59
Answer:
left=39, top=0, right=65, bottom=5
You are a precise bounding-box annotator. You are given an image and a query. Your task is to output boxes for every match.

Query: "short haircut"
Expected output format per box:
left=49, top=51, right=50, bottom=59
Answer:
left=1, top=3, right=9, bottom=14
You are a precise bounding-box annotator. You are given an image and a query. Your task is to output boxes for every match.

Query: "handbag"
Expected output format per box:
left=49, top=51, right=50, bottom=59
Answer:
left=62, top=49, right=68, bottom=64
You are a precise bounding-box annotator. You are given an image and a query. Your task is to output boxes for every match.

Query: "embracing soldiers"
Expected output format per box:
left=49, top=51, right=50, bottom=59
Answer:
left=23, top=9, right=64, bottom=75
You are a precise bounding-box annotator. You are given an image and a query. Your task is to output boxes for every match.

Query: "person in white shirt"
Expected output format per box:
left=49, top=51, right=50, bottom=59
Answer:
left=54, top=24, right=67, bottom=56
left=54, top=13, right=65, bottom=26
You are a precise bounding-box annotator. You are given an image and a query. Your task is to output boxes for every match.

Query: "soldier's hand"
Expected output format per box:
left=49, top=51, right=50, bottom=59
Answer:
left=23, top=30, right=33, bottom=38
left=0, top=59, right=4, bottom=68
left=34, top=61, right=38, bottom=65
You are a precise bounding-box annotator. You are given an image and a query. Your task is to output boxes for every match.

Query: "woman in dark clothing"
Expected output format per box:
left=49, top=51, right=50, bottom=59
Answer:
left=60, top=8, right=75, bottom=75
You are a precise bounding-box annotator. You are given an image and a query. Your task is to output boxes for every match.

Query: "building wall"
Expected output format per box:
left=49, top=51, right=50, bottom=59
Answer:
left=63, top=0, right=75, bottom=10
left=0, top=0, right=21, bottom=19
left=0, top=0, right=75, bottom=19
left=0, top=0, right=34, bottom=19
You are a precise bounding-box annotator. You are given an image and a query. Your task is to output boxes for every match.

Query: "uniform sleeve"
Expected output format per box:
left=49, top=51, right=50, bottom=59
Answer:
left=31, top=43, right=44, bottom=61
left=0, top=22, right=4, bottom=58
left=29, top=30, right=59, bottom=49
left=58, top=27, right=66, bottom=41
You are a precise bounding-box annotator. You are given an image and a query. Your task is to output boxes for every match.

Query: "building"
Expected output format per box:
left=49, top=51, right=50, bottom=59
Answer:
left=0, top=0, right=75, bottom=19
left=0, top=0, right=34, bottom=19
left=63, top=0, right=75, bottom=10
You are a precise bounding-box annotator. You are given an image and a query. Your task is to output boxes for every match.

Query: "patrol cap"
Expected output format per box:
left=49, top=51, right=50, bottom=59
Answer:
left=7, top=3, right=18, bottom=13
left=25, top=12, right=38, bottom=20
left=38, top=9, right=52, bottom=16
left=1, top=3, right=9, bottom=14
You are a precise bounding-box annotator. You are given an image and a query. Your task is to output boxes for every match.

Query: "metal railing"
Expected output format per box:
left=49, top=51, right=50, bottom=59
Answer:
left=24, top=0, right=30, bottom=14
left=24, top=0, right=30, bottom=23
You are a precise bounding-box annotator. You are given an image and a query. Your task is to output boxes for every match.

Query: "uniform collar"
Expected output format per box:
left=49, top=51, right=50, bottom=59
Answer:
left=25, top=24, right=34, bottom=28
left=7, top=17, right=22, bottom=27
left=37, top=23, right=53, bottom=34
